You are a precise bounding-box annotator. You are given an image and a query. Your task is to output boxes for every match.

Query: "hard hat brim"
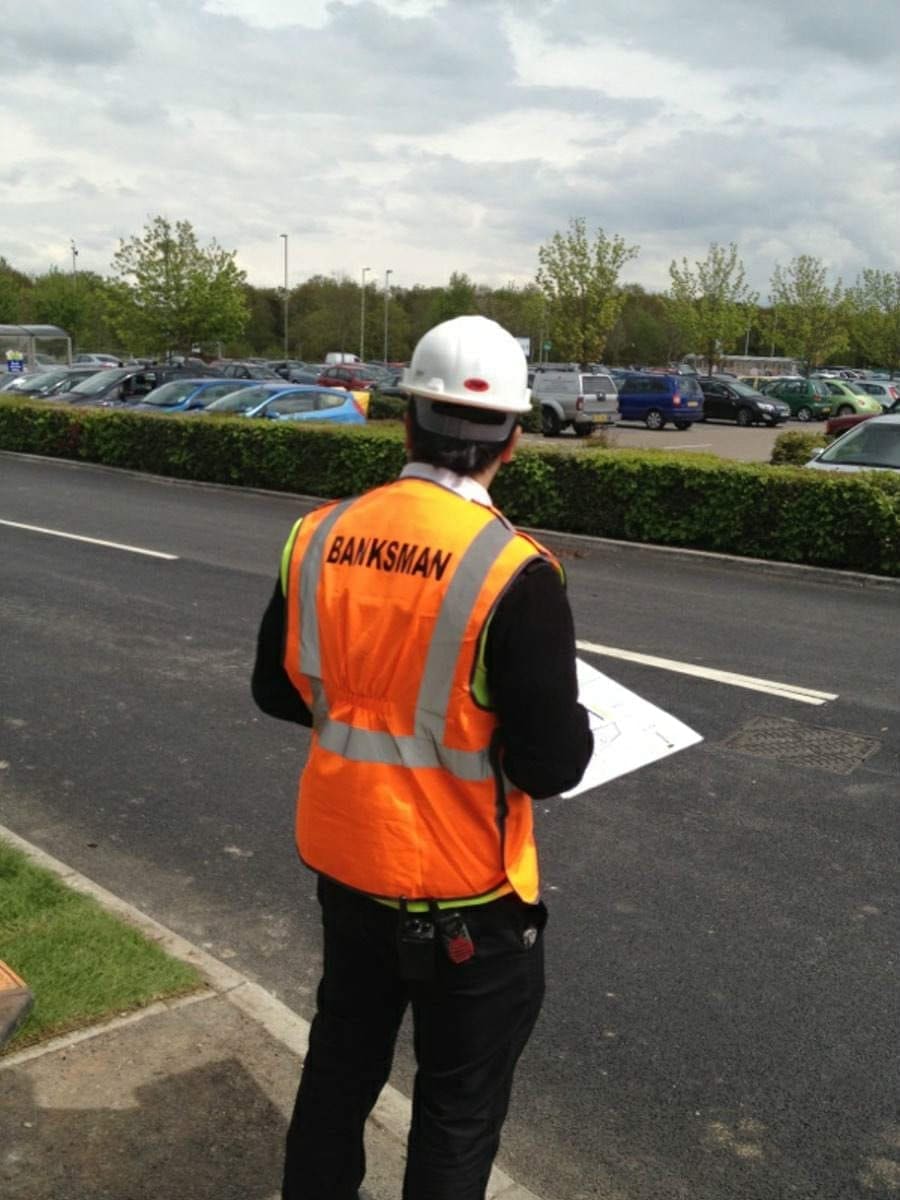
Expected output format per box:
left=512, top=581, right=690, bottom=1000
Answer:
left=402, top=381, right=533, bottom=413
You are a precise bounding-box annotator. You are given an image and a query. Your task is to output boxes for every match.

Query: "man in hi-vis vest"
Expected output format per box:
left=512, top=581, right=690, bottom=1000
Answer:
left=252, top=315, right=593, bottom=1200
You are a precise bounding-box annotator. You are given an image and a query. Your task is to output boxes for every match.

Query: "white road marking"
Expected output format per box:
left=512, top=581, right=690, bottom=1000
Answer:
left=577, top=640, right=838, bottom=706
left=662, top=443, right=713, bottom=450
left=0, top=518, right=179, bottom=560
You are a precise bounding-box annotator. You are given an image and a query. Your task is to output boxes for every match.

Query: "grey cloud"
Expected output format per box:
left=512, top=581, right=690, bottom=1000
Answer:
left=7, top=2, right=136, bottom=66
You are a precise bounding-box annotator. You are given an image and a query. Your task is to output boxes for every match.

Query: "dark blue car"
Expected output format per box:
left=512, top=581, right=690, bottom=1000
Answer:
left=133, top=377, right=259, bottom=414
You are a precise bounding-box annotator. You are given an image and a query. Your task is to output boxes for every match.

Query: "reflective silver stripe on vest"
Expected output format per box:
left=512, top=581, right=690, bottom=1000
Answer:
left=315, top=721, right=493, bottom=781
left=299, top=499, right=355, bottom=680
left=297, top=496, right=514, bottom=776
left=414, top=518, right=514, bottom=742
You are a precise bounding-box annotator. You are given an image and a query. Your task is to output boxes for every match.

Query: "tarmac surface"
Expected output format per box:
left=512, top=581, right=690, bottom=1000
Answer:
left=0, top=827, right=541, bottom=1200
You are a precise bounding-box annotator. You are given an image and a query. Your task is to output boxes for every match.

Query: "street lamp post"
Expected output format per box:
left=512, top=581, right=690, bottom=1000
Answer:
left=383, top=268, right=393, bottom=363
left=280, top=234, right=289, bottom=357
left=360, top=266, right=370, bottom=360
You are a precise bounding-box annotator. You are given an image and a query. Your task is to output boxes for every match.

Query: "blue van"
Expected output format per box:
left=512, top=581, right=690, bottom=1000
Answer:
left=617, top=372, right=705, bottom=430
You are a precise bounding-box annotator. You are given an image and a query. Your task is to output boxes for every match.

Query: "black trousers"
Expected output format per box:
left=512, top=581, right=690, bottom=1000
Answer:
left=282, top=876, right=547, bottom=1200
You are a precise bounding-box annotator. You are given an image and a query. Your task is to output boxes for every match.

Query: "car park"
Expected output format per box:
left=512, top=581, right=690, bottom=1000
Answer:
left=316, top=363, right=387, bottom=391
left=202, top=383, right=366, bottom=425
left=813, top=378, right=884, bottom=418
left=616, top=372, right=705, bottom=430
left=216, top=361, right=282, bottom=381
left=760, top=377, right=832, bottom=421
left=806, top=414, right=900, bottom=473
left=64, top=364, right=222, bottom=407
left=825, top=396, right=900, bottom=437
left=698, top=377, right=790, bottom=426
left=73, top=352, right=124, bottom=367
left=132, top=377, right=260, bottom=414
left=857, top=380, right=899, bottom=410
left=530, top=365, right=619, bottom=436
left=0, top=365, right=101, bottom=398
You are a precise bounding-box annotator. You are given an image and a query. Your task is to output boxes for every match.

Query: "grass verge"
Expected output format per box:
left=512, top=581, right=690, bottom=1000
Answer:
left=0, top=838, right=202, bottom=1053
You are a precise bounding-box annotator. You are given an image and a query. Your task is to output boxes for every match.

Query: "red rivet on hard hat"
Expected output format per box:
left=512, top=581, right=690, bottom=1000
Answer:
left=463, top=378, right=490, bottom=392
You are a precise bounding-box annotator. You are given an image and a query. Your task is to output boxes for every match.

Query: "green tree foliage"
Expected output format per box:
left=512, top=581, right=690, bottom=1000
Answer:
left=430, top=272, right=479, bottom=324
left=847, top=270, right=900, bottom=377
left=111, top=216, right=248, bottom=356
left=0, top=256, right=30, bottom=323
left=667, top=242, right=757, bottom=375
left=605, top=284, right=685, bottom=366
left=26, top=268, right=117, bottom=353
left=536, top=218, right=638, bottom=365
left=769, top=255, right=848, bottom=374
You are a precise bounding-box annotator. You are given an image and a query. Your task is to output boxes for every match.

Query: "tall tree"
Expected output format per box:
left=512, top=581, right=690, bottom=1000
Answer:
left=667, top=242, right=757, bottom=375
left=536, top=217, right=638, bottom=365
left=27, top=268, right=116, bottom=352
left=111, top=216, right=248, bottom=356
left=769, top=255, right=848, bottom=375
left=431, top=272, right=479, bottom=324
left=0, top=256, right=30, bottom=323
left=847, top=270, right=900, bottom=378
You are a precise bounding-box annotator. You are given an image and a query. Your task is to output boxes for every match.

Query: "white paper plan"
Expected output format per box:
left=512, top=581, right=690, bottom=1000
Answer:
left=560, top=656, right=703, bottom=798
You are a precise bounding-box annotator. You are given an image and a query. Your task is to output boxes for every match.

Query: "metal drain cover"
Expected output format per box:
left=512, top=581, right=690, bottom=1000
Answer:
left=721, top=716, right=881, bottom=775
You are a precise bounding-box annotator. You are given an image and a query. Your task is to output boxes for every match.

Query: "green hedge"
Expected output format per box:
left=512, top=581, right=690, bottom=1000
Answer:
left=2, top=398, right=899, bottom=575
left=770, top=429, right=830, bottom=466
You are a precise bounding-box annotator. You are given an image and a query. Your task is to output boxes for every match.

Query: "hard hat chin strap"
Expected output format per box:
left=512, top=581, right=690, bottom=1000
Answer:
left=414, top=397, right=517, bottom=444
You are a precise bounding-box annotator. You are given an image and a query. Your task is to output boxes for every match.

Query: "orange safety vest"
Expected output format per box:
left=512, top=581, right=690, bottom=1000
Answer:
left=282, top=476, right=559, bottom=905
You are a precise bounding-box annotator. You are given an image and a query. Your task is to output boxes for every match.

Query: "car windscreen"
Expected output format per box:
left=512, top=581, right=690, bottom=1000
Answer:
left=141, top=380, right=198, bottom=407
left=69, top=368, right=130, bottom=396
left=732, top=382, right=765, bottom=398
left=818, top=423, right=900, bottom=468
left=676, top=377, right=703, bottom=397
left=17, top=369, right=69, bottom=391
left=205, top=386, right=274, bottom=413
left=583, top=375, right=615, bottom=393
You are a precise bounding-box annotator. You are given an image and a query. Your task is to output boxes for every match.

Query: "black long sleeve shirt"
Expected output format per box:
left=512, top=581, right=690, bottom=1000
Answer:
left=252, top=558, right=593, bottom=800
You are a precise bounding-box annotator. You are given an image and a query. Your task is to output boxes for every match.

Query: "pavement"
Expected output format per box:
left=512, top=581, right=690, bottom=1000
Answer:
left=0, top=828, right=542, bottom=1200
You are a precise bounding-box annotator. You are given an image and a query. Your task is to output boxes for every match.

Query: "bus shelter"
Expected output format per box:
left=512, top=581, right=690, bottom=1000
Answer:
left=0, top=324, right=72, bottom=372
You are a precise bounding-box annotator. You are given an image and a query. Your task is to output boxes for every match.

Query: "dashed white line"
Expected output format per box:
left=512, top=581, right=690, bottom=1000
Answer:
left=0, top=518, right=179, bottom=560
left=577, top=640, right=838, bottom=706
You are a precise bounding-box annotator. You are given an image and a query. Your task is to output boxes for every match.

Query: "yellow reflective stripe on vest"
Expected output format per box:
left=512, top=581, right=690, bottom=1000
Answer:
left=280, top=517, right=305, bottom=595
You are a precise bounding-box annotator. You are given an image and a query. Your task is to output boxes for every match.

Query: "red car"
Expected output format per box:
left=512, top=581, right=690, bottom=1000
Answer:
left=826, top=396, right=900, bottom=437
left=315, top=364, right=385, bottom=391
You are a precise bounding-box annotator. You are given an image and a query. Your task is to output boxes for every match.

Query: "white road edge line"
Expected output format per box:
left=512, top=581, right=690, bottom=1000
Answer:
left=577, top=640, right=838, bottom=706
left=0, top=518, right=179, bottom=560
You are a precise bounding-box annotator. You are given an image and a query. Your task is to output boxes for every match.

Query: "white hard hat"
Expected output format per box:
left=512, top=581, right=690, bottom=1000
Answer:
left=402, top=316, right=531, bottom=414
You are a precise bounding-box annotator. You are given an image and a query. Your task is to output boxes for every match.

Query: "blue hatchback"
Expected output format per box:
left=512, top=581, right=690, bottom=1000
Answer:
left=202, top=383, right=366, bottom=425
left=617, top=372, right=705, bottom=430
left=133, top=377, right=259, bottom=414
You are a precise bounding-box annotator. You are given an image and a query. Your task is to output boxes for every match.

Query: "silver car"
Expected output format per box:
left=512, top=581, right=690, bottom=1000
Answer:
left=806, top=414, right=900, bottom=473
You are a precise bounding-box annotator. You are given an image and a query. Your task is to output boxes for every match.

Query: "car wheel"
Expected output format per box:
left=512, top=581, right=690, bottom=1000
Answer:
left=541, top=407, right=561, bottom=437
left=736, top=407, right=753, bottom=427
left=673, top=420, right=691, bottom=430
left=645, top=408, right=665, bottom=430
left=796, top=406, right=812, bottom=422
left=836, top=404, right=854, bottom=417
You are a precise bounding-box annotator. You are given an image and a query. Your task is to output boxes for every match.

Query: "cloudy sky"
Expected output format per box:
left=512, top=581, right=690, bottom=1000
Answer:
left=4, top=0, right=900, bottom=296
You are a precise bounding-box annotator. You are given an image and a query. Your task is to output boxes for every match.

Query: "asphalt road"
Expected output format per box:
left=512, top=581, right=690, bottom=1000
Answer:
left=2, top=453, right=898, bottom=1200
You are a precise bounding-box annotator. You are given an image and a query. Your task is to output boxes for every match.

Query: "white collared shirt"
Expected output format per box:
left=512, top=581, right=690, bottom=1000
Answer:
left=400, top=461, right=492, bottom=507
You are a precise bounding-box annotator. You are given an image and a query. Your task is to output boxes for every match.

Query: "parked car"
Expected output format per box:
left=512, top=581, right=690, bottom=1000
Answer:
left=760, top=377, right=832, bottom=421
left=806, top=414, right=900, bottom=473
left=215, top=361, right=282, bottom=380
left=0, top=365, right=101, bottom=398
left=812, top=378, right=884, bottom=418
left=857, top=380, right=899, bottom=410
left=64, top=364, right=222, bottom=407
left=698, top=377, right=790, bottom=426
left=530, top=366, right=619, bottom=436
left=316, top=363, right=387, bottom=391
left=825, top=396, right=900, bottom=437
left=616, top=372, right=705, bottom=430
left=267, top=359, right=313, bottom=381
left=132, top=377, right=260, bottom=414
left=202, top=383, right=366, bottom=424
left=72, top=352, right=124, bottom=367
